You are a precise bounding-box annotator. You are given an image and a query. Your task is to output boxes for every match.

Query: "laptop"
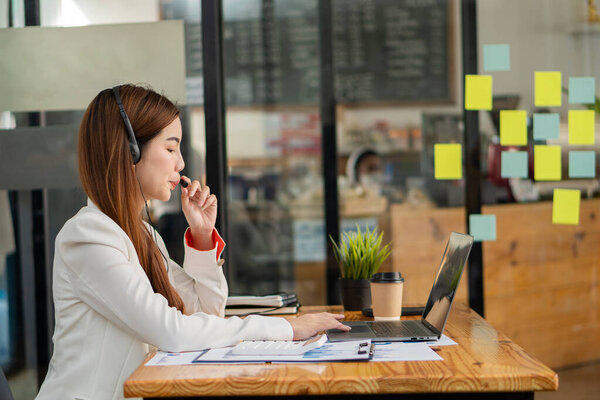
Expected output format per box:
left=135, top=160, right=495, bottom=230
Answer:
left=327, top=232, right=474, bottom=342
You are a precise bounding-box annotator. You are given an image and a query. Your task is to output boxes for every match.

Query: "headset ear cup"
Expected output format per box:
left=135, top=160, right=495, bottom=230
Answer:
left=112, top=86, right=142, bottom=164
left=130, top=142, right=141, bottom=164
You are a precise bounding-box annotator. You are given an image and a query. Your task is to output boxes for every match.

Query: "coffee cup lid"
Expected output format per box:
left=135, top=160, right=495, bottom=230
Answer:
left=370, top=272, right=403, bottom=283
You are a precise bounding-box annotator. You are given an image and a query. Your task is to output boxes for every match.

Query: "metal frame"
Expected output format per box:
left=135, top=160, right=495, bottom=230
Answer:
left=461, top=0, right=484, bottom=317
left=201, top=0, right=230, bottom=281
left=318, top=0, right=341, bottom=305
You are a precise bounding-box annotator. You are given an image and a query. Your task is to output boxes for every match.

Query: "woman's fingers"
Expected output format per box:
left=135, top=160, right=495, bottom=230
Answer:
left=321, top=313, right=351, bottom=330
left=197, top=185, right=210, bottom=205
left=181, top=179, right=212, bottom=205
left=202, top=194, right=217, bottom=210
left=187, top=180, right=201, bottom=198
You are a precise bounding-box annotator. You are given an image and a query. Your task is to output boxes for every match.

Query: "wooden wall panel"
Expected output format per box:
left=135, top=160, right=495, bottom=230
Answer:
left=390, top=205, right=468, bottom=305
left=482, top=199, right=600, bottom=368
left=390, top=199, right=600, bottom=369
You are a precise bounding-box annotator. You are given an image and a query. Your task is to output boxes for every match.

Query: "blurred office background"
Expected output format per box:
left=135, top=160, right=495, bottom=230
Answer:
left=1, top=0, right=599, bottom=398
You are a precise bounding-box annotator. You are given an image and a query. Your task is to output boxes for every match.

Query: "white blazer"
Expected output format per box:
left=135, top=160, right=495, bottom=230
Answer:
left=36, top=199, right=293, bottom=400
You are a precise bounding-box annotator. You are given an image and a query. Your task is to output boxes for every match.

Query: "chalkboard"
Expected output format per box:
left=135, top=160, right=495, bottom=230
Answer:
left=167, top=0, right=453, bottom=106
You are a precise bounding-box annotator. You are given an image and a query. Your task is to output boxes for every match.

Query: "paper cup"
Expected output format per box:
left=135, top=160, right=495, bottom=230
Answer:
left=370, top=272, right=404, bottom=321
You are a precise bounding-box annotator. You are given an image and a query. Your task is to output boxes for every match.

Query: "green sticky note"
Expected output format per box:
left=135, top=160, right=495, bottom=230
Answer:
left=465, top=75, right=492, bottom=110
left=569, top=77, right=595, bottom=104
left=483, top=44, right=510, bottom=71
left=569, top=151, right=596, bottom=178
left=469, top=214, right=496, bottom=242
left=534, top=145, right=561, bottom=181
left=552, top=189, right=580, bottom=225
left=500, top=110, right=527, bottom=145
left=533, top=113, right=560, bottom=140
left=434, top=144, right=462, bottom=180
left=568, top=110, right=595, bottom=145
left=535, top=71, right=562, bottom=107
left=501, top=151, right=528, bottom=178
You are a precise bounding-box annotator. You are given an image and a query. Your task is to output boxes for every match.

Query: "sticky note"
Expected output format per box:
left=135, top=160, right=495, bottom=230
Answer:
left=535, top=71, right=562, bottom=107
left=533, top=113, right=560, bottom=140
left=501, top=151, right=528, bottom=178
left=465, top=75, right=492, bottom=110
left=483, top=44, right=510, bottom=71
left=534, top=145, right=561, bottom=181
left=552, top=189, right=580, bottom=225
left=568, top=110, right=595, bottom=145
left=469, top=214, right=496, bottom=242
left=569, top=151, right=596, bottom=178
left=434, top=144, right=462, bottom=180
left=569, top=77, right=595, bottom=104
left=500, top=110, right=527, bottom=145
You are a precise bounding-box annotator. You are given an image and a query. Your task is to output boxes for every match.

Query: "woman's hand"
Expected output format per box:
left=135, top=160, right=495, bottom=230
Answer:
left=180, top=176, right=217, bottom=250
left=288, top=313, right=351, bottom=340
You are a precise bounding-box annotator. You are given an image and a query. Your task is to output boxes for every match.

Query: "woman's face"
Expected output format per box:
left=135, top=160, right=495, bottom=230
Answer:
left=134, top=117, right=185, bottom=202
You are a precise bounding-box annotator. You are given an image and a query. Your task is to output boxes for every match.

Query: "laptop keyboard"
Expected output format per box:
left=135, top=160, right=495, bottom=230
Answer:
left=369, top=321, right=434, bottom=338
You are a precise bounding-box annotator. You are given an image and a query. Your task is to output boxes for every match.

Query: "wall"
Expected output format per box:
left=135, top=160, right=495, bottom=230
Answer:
left=0, top=0, right=7, bottom=27
left=478, top=0, right=588, bottom=115
left=40, top=0, right=159, bottom=26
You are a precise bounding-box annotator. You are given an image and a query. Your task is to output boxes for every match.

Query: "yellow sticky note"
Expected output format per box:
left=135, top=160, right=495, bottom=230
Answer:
left=552, top=189, right=580, bottom=225
left=435, top=144, right=462, bottom=180
left=568, top=110, right=595, bottom=145
left=534, top=145, right=561, bottom=181
left=535, top=71, right=562, bottom=107
left=500, top=110, right=527, bottom=145
left=465, top=75, right=492, bottom=110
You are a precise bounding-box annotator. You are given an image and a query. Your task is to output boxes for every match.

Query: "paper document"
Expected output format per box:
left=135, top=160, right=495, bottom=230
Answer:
left=194, top=340, right=372, bottom=363
left=146, top=351, right=206, bottom=366
left=371, top=342, right=442, bottom=362
left=145, top=335, right=457, bottom=366
left=425, top=334, right=457, bottom=347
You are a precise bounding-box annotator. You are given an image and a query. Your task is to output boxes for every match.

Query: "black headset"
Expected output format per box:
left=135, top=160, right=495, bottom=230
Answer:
left=112, top=85, right=142, bottom=164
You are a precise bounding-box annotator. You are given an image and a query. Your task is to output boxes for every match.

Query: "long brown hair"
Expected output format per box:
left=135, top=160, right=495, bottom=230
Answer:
left=78, top=84, right=186, bottom=313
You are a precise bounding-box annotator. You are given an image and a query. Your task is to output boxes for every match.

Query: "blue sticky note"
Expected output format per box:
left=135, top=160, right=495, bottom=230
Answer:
left=533, top=113, right=560, bottom=140
left=501, top=151, right=528, bottom=178
left=469, top=214, right=496, bottom=242
left=483, top=44, right=510, bottom=71
left=569, top=77, right=595, bottom=104
left=569, top=151, right=596, bottom=178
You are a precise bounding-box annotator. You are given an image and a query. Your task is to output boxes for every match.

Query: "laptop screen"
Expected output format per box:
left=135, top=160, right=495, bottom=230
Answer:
left=422, top=232, right=474, bottom=333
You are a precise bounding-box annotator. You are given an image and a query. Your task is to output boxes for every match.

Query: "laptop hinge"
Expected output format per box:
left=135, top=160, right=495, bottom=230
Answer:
left=422, top=319, right=441, bottom=337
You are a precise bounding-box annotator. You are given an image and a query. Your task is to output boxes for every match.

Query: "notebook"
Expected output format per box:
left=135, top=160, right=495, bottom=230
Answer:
left=327, top=232, right=473, bottom=342
left=226, top=293, right=297, bottom=308
left=225, top=301, right=300, bottom=316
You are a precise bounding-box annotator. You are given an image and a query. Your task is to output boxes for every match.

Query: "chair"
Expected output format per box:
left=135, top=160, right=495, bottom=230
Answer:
left=0, top=367, right=14, bottom=400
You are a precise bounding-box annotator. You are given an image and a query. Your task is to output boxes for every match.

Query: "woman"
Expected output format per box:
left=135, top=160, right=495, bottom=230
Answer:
left=36, top=84, right=349, bottom=400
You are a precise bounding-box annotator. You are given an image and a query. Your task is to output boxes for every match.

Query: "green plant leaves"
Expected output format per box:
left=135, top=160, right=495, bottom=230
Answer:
left=329, top=225, right=391, bottom=280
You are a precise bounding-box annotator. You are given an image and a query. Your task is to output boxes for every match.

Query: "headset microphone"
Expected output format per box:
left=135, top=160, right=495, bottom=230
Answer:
left=112, top=86, right=141, bottom=164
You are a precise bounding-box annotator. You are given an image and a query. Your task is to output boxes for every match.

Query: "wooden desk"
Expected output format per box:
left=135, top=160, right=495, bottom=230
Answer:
left=124, top=303, right=558, bottom=399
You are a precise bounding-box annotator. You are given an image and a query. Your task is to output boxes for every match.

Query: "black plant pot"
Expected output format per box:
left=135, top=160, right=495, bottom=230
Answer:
left=339, top=278, right=371, bottom=311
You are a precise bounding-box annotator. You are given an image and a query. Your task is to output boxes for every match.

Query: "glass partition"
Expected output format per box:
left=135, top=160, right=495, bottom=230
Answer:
left=334, top=0, right=468, bottom=308
left=222, top=0, right=325, bottom=303
left=476, top=0, right=599, bottom=371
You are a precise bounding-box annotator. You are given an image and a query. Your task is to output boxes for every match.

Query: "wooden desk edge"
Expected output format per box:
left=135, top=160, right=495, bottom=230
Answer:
left=124, top=303, right=559, bottom=397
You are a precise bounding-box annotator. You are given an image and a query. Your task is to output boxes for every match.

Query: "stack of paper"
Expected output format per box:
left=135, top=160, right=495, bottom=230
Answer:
left=225, top=293, right=299, bottom=316
left=145, top=335, right=458, bottom=366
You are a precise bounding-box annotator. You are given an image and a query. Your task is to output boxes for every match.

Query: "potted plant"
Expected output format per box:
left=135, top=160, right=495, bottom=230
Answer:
left=330, top=225, right=391, bottom=311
